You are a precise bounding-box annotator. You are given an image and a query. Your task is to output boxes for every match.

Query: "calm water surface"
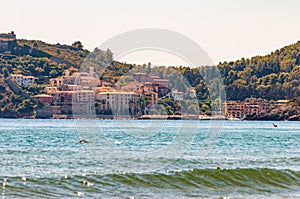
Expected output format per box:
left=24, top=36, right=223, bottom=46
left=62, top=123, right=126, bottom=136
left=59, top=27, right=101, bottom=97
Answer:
left=0, top=119, right=299, bottom=198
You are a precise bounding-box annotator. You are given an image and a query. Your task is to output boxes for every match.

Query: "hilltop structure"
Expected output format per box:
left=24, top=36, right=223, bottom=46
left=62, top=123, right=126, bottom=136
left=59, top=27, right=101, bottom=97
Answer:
left=0, top=31, right=16, bottom=52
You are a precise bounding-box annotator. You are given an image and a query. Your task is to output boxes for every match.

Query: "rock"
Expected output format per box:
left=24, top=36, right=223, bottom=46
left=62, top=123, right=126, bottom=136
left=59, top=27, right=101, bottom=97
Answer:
left=288, top=115, right=300, bottom=121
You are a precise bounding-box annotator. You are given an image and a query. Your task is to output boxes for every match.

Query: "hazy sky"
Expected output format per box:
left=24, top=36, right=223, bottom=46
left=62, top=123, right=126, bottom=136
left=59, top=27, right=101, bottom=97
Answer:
left=1, top=0, right=300, bottom=66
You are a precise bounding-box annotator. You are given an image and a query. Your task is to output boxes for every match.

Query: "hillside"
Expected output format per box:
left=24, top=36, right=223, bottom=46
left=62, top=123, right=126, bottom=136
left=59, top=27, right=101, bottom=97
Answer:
left=89, top=41, right=300, bottom=101
left=217, top=41, right=300, bottom=100
left=19, top=39, right=89, bottom=67
left=0, top=36, right=299, bottom=118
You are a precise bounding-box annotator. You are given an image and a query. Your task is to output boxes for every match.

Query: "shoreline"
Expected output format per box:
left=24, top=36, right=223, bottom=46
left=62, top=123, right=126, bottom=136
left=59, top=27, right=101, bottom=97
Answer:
left=0, top=116, right=298, bottom=121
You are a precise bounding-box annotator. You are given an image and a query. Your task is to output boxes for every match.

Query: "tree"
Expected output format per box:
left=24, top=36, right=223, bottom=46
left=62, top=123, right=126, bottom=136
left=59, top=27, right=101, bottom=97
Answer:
left=72, top=41, right=83, bottom=49
left=49, top=69, right=58, bottom=78
left=68, top=66, right=78, bottom=75
left=2, top=67, right=9, bottom=78
left=33, top=42, right=39, bottom=49
left=16, top=99, right=33, bottom=114
left=147, top=62, right=151, bottom=73
left=295, top=53, right=300, bottom=65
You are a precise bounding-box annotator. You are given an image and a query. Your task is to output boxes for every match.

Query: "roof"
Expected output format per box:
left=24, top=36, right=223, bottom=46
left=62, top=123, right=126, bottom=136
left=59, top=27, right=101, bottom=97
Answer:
left=33, top=94, right=53, bottom=98
left=154, top=79, right=169, bottom=82
left=97, top=91, right=139, bottom=95
left=276, top=100, right=289, bottom=103
left=150, top=76, right=161, bottom=79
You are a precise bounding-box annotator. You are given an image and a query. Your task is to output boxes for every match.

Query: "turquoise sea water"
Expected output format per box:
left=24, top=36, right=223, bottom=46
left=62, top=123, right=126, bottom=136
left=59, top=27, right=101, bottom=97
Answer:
left=0, top=119, right=300, bottom=198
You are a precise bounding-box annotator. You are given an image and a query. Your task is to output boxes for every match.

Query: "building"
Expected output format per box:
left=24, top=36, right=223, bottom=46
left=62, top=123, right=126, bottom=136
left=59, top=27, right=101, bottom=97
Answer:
left=10, top=74, right=35, bottom=87
left=50, top=68, right=100, bottom=90
left=36, top=106, right=61, bottom=119
left=225, top=101, right=244, bottom=118
left=50, top=77, right=64, bottom=88
left=32, top=94, right=53, bottom=104
left=79, top=76, right=99, bottom=88
left=60, top=84, right=83, bottom=91
left=132, top=73, right=169, bottom=97
left=153, top=79, right=169, bottom=89
left=133, top=73, right=153, bottom=83
left=95, top=91, right=140, bottom=115
left=0, top=31, right=16, bottom=52
left=52, top=91, right=74, bottom=104
left=275, top=100, right=289, bottom=108
left=120, top=82, right=143, bottom=92
left=74, top=90, right=95, bottom=102
left=0, top=40, right=9, bottom=52
left=100, top=80, right=114, bottom=87
left=136, top=83, right=158, bottom=108
left=170, top=89, right=184, bottom=101
left=53, top=90, right=95, bottom=104
left=225, top=99, right=270, bottom=119
left=93, top=86, right=116, bottom=93
left=0, top=31, right=16, bottom=40
left=45, top=86, right=59, bottom=94
left=188, top=87, right=197, bottom=98
left=143, top=91, right=158, bottom=109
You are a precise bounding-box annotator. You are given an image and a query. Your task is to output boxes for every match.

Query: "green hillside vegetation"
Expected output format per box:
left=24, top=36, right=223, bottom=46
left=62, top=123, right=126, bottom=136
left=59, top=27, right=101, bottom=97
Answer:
left=19, top=39, right=89, bottom=67
left=94, top=41, right=300, bottom=101
left=218, top=41, right=300, bottom=100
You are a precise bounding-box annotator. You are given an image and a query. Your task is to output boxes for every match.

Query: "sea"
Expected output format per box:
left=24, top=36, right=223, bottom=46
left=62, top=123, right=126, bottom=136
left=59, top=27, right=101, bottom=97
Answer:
left=0, top=119, right=300, bottom=198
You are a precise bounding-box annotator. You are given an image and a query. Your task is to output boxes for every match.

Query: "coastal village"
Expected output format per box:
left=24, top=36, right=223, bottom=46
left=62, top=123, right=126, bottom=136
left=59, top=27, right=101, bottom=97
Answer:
left=8, top=67, right=287, bottom=120
left=0, top=31, right=296, bottom=120
left=8, top=68, right=190, bottom=119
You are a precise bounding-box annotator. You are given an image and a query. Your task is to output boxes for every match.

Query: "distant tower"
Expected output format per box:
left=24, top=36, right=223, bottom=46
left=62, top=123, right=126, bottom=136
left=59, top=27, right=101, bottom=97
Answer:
left=147, top=62, right=151, bottom=74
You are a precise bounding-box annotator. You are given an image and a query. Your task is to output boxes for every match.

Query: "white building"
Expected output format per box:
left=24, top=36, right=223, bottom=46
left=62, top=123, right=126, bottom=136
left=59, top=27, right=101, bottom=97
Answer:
left=10, top=74, right=35, bottom=87
left=95, top=91, right=140, bottom=115
left=189, top=88, right=197, bottom=98
left=75, top=90, right=95, bottom=102
left=50, top=68, right=99, bottom=89
left=171, top=89, right=184, bottom=101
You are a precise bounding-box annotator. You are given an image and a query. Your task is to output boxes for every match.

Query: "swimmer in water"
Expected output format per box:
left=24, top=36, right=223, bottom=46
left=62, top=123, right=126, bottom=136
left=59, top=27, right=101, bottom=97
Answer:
left=78, top=139, right=90, bottom=143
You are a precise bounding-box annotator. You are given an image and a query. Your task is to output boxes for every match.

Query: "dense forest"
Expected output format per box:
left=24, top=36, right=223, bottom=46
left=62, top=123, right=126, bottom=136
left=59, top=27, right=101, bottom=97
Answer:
left=218, top=42, right=300, bottom=100
left=0, top=38, right=300, bottom=116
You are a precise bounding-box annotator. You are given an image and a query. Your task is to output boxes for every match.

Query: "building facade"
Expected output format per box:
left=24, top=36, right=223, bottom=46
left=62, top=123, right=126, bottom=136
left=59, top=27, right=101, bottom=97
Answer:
left=225, top=100, right=270, bottom=119
left=10, top=74, right=35, bottom=87
left=0, top=31, right=16, bottom=52
left=32, top=94, right=53, bottom=104
left=95, top=91, right=140, bottom=115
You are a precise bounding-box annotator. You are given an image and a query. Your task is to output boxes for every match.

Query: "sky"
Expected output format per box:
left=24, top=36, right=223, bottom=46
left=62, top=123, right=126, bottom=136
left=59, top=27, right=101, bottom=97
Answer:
left=1, top=0, right=300, bottom=66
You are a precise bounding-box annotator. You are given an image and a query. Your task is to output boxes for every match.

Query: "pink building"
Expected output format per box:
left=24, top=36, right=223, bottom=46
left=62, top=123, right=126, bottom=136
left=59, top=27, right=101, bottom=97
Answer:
left=32, top=94, right=53, bottom=104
